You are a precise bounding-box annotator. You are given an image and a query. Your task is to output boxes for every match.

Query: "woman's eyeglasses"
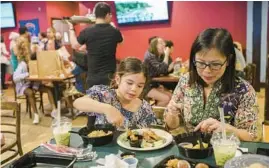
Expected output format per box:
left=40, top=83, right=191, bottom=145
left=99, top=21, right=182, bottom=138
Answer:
left=194, top=59, right=227, bottom=71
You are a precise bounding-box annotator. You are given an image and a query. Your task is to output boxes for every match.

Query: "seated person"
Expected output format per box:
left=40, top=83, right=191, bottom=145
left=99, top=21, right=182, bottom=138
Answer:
left=13, top=37, right=57, bottom=124
left=234, top=42, right=247, bottom=78
left=144, top=37, right=174, bottom=107
left=164, top=28, right=258, bottom=141
left=73, top=57, right=157, bottom=128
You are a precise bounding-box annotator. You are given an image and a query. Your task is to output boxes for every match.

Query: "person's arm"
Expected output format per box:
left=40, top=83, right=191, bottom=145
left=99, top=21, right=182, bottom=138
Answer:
left=145, top=53, right=169, bottom=77
left=164, top=76, right=185, bottom=129
left=73, top=96, right=124, bottom=127
left=66, top=21, right=82, bottom=50
left=163, top=47, right=170, bottom=65
left=1, top=43, right=9, bottom=56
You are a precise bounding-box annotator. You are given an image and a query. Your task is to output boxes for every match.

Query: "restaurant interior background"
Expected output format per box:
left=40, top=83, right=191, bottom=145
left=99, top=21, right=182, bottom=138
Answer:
left=1, top=1, right=269, bottom=166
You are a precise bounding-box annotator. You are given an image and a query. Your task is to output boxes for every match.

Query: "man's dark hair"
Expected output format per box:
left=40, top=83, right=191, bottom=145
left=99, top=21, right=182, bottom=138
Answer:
left=165, top=40, right=174, bottom=48
left=40, top=32, right=47, bottom=38
left=148, top=36, right=158, bottom=44
left=94, top=2, right=111, bottom=18
left=19, top=26, right=28, bottom=35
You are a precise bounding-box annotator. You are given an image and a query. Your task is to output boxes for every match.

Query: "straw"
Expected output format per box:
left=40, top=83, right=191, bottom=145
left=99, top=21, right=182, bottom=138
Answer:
left=218, top=106, right=226, bottom=140
left=57, top=101, right=61, bottom=128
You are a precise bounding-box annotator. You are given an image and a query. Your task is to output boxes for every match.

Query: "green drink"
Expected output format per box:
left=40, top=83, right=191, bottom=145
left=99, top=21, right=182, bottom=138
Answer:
left=52, top=117, right=72, bottom=146
left=211, top=132, right=240, bottom=167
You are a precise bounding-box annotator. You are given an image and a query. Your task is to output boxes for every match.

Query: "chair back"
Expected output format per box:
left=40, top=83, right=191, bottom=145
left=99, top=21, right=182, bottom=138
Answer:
left=1, top=101, right=23, bottom=164
left=243, top=63, right=256, bottom=86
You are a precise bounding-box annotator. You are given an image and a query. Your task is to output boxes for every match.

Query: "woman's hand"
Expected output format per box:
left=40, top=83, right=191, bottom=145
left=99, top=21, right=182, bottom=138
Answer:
left=164, top=47, right=170, bottom=57
left=194, top=118, right=220, bottom=132
left=167, top=100, right=182, bottom=114
left=104, top=105, right=124, bottom=127
left=66, top=20, right=74, bottom=29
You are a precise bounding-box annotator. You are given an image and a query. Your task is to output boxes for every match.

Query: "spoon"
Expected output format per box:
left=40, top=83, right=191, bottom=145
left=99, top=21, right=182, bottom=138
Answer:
left=197, top=132, right=205, bottom=149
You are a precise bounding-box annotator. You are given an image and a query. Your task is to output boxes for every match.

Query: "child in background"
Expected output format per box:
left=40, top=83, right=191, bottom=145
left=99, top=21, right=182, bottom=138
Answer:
left=73, top=57, right=156, bottom=128
left=13, top=37, right=57, bottom=124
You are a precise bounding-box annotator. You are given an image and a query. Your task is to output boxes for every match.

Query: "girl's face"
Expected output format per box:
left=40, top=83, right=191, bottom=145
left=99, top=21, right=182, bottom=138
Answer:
left=195, top=48, right=228, bottom=86
left=156, top=38, right=165, bottom=55
left=116, top=72, right=146, bottom=101
left=47, top=29, right=55, bottom=39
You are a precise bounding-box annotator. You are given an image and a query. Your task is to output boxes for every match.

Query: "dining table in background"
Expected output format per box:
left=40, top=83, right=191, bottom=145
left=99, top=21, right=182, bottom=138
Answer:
left=26, top=75, right=75, bottom=105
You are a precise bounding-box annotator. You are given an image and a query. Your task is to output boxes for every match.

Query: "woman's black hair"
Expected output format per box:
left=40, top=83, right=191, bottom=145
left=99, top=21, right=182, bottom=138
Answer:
left=1, top=36, right=4, bottom=43
left=189, top=28, right=236, bottom=93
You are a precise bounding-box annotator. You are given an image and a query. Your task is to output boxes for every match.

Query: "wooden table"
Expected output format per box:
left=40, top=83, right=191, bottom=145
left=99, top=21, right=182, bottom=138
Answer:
left=151, top=75, right=179, bottom=83
left=26, top=75, right=74, bottom=105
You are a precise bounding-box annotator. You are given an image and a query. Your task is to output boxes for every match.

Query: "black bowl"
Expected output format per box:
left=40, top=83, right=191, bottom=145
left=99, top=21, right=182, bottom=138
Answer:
left=174, top=132, right=213, bottom=159
left=79, top=124, right=115, bottom=147
left=120, top=152, right=136, bottom=159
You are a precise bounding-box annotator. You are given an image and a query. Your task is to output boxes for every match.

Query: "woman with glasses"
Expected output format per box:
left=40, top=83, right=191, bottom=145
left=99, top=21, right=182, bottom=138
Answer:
left=164, top=28, right=258, bottom=141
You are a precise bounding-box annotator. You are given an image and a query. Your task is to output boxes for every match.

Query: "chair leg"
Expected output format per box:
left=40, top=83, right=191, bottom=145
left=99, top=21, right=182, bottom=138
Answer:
left=18, top=142, right=23, bottom=156
left=26, top=96, right=32, bottom=119
left=39, top=92, right=44, bottom=114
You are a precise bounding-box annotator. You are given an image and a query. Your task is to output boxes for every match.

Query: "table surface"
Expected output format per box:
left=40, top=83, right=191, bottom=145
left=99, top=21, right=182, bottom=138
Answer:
left=26, top=75, right=74, bottom=82
left=151, top=75, right=179, bottom=83
left=8, top=128, right=268, bottom=168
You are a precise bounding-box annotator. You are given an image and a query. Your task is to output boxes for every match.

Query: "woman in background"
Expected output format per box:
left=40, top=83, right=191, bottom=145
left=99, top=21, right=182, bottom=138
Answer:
left=144, top=37, right=174, bottom=107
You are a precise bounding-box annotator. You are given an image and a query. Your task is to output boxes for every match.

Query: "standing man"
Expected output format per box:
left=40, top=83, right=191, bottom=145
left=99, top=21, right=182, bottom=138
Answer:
left=68, top=2, right=123, bottom=89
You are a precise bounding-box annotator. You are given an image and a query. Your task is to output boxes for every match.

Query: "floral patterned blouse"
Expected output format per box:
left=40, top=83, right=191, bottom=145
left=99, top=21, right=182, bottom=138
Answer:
left=168, top=73, right=258, bottom=138
left=86, top=85, right=157, bottom=127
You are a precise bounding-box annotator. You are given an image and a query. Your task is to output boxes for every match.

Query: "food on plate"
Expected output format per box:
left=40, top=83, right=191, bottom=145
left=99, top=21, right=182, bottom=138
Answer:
left=192, top=141, right=208, bottom=149
left=87, top=130, right=112, bottom=137
left=177, top=160, right=191, bottom=168
left=126, top=129, right=165, bottom=148
left=195, top=163, right=209, bottom=168
left=180, top=141, right=208, bottom=149
left=165, top=159, right=190, bottom=168
left=248, top=163, right=267, bottom=168
left=166, top=159, right=179, bottom=168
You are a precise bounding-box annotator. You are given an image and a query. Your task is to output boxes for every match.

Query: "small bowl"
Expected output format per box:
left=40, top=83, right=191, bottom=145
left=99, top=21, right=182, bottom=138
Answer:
left=174, top=132, right=213, bottom=159
left=120, top=152, right=136, bottom=159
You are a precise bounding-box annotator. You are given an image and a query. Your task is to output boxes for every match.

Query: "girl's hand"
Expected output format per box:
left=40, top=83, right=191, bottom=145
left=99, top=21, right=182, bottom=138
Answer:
left=105, top=105, right=124, bottom=127
left=194, top=118, right=221, bottom=132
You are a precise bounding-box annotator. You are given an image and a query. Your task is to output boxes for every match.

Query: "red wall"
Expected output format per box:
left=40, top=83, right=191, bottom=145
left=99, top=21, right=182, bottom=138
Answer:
left=1, top=1, right=247, bottom=62
left=1, top=1, right=48, bottom=49
left=46, top=1, right=79, bottom=27
left=78, top=1, right=247, bottom=61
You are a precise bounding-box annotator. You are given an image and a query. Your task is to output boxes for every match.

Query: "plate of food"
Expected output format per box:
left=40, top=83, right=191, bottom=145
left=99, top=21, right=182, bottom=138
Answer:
left=117, top=128, right=173, bottom=151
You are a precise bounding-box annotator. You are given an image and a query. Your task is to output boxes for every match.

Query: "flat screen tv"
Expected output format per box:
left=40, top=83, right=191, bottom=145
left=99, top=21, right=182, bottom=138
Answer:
left=1, top=2, right=16, bottom=28
left=115, top=1, right=170, bottom=26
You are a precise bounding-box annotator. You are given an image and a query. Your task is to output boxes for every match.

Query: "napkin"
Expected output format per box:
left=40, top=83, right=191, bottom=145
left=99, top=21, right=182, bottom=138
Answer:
left=92, top=154, right=129, bottom=168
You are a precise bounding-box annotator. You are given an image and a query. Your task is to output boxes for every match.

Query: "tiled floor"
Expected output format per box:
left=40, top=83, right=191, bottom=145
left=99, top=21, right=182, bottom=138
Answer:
left=1, top=85, right=268, bottom=165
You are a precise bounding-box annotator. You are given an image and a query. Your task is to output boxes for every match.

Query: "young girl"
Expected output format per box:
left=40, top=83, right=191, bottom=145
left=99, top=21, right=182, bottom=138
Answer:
left=13, top=37, right=57, bottom=124
left=73, top=57, right=156, bottom=128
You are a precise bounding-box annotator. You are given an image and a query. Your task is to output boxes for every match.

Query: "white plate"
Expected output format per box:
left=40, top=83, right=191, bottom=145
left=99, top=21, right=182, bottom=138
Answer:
left=117, top=129, right=173, bottom=151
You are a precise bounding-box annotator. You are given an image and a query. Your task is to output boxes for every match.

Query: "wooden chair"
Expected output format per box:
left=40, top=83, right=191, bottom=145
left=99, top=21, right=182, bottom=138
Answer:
left=1, top=101, right=23, bottom=165
left=12, top=79, right=44, bottom=118
left=243, top=63, right=256, bottom=87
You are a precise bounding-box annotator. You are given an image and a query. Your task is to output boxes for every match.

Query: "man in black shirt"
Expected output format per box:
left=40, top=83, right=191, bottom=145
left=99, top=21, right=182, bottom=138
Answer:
left=68, top=2, right=123, bottom=88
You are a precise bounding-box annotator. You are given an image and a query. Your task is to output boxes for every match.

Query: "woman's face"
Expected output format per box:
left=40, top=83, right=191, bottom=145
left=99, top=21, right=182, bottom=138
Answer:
left=116, top=72, right=146, bottom=101
left=47, top=29, right=55, bottom=39
left=156, top=38, right=165, bottom=55
left=195, top=48, right=228, bottom=86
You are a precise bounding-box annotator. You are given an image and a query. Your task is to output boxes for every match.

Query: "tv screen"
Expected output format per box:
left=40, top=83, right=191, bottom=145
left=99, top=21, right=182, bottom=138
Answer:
left=1, top=3, right=16, bottom=28
left=115, top=1, right=169, bottom=25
